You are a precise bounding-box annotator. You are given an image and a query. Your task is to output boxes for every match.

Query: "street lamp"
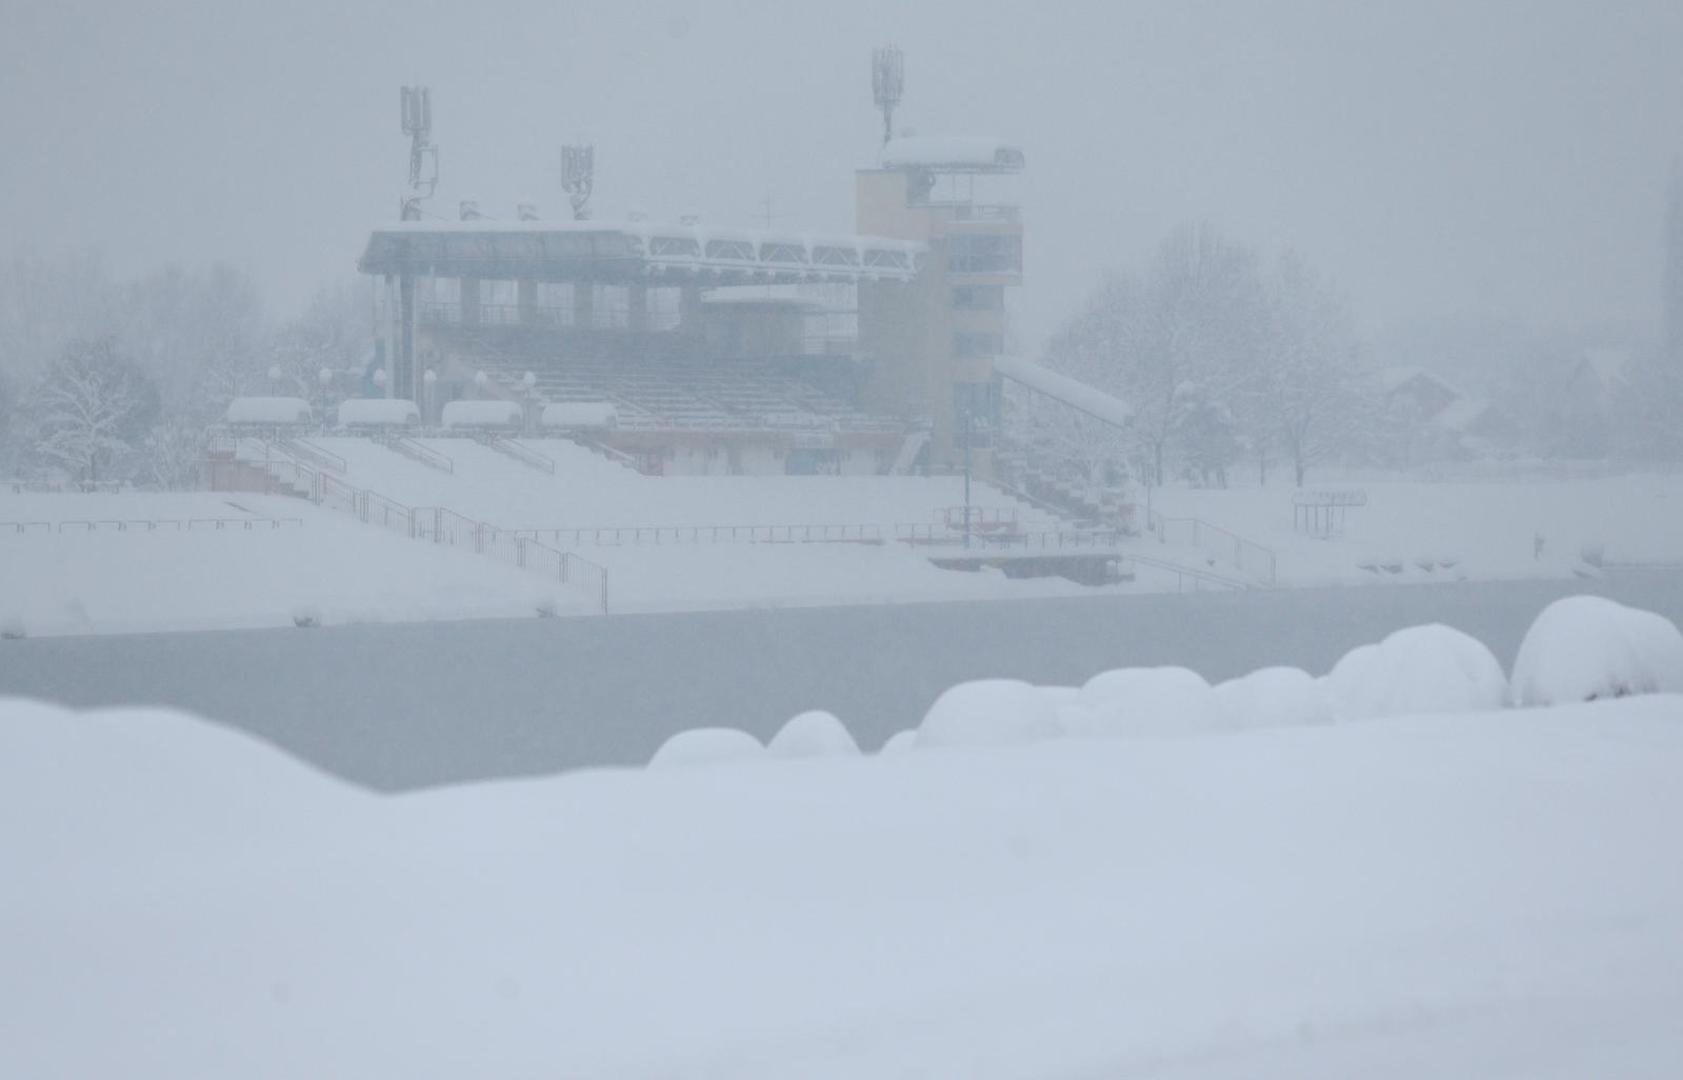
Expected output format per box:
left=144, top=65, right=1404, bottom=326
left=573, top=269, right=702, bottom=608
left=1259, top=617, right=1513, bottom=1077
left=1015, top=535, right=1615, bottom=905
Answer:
left=373, top=368, right=388, bottom=396
left=317, top=367, right=333, bottom=431
left=522, top=371, right=538, bottom=435
left=423, top=369, right=437, bottom=427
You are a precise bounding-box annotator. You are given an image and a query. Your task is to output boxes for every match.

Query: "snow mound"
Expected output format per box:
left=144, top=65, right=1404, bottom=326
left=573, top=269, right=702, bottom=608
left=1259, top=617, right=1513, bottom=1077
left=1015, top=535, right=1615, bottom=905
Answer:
left=877, top=729, right=918, bottom=756
left=916, top=679, right=1060, bottom=748
left=647, top=727, right=765, bottom=768
left=767, top=710, right=860, bottom=759
left=1511, top=595, right=1683, bottom=706
left=1213, top=666, right=1333, bottom=730
left=1062, top=666, right=1223, bottom=737
left=1325, top=623, right=1508, bottom=721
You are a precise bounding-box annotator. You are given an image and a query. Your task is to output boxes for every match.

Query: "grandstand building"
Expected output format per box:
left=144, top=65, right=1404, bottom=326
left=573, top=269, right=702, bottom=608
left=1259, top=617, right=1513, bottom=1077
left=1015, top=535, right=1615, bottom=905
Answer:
left=356, top=137, right=1029, bottom=478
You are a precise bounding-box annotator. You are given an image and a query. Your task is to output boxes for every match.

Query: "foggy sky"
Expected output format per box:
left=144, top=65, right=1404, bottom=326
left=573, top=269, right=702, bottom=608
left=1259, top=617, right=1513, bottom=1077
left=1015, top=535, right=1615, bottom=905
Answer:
left=3, top=0, right=1680, bottom=351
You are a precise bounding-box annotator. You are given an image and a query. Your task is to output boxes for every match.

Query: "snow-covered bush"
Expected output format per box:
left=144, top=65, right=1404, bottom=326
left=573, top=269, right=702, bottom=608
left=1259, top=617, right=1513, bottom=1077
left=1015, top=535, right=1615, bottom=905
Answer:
left=1511, top=595, right=1683, bottom=706
left=767, top=710, right=860, bottom=759
left=1213, top=666, right=1333, bottom=730
left=877, top=730, right=918, bottom=756
left=1061, top=666, right=1223, bottom=737
left=1323, top=624, right=1507, bottom=721
left=917, top=679, right=1060, bottom=749
left=0, top=615, right=26, bottom=640
left=647, top=727, right=765, bottom=768
left=291, top=605, right=321, bottom=629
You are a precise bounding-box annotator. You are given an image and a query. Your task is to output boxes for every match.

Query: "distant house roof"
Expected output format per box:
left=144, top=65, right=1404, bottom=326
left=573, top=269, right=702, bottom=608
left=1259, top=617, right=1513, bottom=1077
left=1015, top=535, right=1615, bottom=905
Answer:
left=1433, top=397, right=1493, bottom=433
left=1380, top=366, right=1463, bottom=397
left=1578, top=348, right=1630, bottom=390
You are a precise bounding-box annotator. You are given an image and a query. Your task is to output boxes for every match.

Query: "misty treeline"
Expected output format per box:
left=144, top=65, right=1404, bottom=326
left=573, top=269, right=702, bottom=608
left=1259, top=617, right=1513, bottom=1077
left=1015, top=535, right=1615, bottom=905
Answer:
left=0, top=253, right=368, bottom=485
left=1033, top=222, right=1683, bottom=488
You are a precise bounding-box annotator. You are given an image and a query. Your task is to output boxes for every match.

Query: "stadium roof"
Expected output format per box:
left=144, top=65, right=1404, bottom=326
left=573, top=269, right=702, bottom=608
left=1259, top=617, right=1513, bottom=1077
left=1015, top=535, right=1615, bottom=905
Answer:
left=358, top=221, right=923, bottom=284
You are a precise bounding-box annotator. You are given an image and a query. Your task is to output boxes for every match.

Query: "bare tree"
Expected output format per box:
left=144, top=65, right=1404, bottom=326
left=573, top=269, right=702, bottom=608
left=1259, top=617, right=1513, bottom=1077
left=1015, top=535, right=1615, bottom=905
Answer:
left=30, top=338, right=159, bottom=484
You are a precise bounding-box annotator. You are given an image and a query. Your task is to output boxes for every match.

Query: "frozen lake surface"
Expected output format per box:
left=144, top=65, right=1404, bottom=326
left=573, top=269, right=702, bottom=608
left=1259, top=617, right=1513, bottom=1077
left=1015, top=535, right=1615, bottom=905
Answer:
left=4, top=570, right=1680, bottom=790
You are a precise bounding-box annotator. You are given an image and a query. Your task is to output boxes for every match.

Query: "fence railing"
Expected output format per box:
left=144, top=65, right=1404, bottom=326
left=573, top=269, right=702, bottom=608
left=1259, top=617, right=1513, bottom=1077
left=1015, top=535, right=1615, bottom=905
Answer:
left=1, top=517, right=302, bottom=533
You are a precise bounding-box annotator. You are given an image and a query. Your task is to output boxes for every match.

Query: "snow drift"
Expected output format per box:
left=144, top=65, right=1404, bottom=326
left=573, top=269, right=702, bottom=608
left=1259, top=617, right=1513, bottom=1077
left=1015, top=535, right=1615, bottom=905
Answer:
left=1511, top=594, right=1683, bottom=706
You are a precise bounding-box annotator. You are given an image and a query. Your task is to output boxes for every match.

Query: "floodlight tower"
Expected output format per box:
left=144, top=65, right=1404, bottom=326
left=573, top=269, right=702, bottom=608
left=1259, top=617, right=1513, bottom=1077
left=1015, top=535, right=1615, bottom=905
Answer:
left=400, top=86, right=439, bottom=221
left=871, top=45, right=904, bottom=147
left=561, top=144, right=595, bottom=220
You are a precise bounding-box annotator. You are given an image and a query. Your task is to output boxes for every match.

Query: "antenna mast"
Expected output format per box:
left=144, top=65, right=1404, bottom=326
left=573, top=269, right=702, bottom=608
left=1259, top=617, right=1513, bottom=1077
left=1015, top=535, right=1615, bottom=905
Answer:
left=399, top=86, right=439, bottom=220
left=561, top=144, right=595, bottom=220
left=871, top=45, right=904, bottom=147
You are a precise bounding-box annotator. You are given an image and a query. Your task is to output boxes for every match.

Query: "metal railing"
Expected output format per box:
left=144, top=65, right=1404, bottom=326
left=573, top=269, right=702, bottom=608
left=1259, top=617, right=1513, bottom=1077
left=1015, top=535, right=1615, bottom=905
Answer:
left=380, top=436, right=454, bottom=474
left=485, top=436, right=556, bottom=476
left=277, top=438, right=348, bottom=475
left=0, top=516, right=303, bottom=534
left=1148, top=512, right=1277, bottom=586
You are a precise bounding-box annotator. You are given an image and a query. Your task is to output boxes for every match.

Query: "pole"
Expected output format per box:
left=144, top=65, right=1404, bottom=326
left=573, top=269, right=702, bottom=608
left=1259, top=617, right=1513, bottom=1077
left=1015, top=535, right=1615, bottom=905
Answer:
left=962, top=396, right=972, bottom=550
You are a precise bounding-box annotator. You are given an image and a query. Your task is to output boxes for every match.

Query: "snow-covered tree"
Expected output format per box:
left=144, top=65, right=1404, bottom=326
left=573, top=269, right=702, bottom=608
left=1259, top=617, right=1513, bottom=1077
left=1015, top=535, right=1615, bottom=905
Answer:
left=1043, top=223, right=1265, bottom=488
left=1253, top=252, right=1365, bottom=486
left=29, top=338, right=159, bottom=484
left=140, top=421, right=206, bottom=490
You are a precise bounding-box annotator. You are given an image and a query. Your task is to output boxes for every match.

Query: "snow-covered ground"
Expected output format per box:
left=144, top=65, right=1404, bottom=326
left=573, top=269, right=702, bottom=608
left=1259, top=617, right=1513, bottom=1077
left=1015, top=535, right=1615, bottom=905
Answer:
left=311, top=435, right=1058, bottom=530
left=6, top=598, right=1683, bottom=1078
left=1152, top=472, right=1683, bottom=583
left=9, top=464, right=1683, bottom=636
left=0, top=492, right=575, bottom=635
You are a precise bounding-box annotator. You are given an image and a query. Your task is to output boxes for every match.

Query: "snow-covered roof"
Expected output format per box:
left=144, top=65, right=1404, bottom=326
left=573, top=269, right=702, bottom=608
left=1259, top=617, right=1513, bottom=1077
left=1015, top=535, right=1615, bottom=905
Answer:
left=441, top=400, right=522, bottom=430
left=224, top=397, right=313, bottom=426
left=1379, top=366, right=1462, bottom=396
left=1432, top=397, right=1491, bottom=433
left=995, top=357, right=1131, bottom=428
left=337, top=398, right=420, bottom=428
left=1580, top=348, right=1629, bottom=388
left=541, top=402, right=618, bottom=430
left=359, top=221, right=923, bottom=284
left=881, top=136, right=1025, bottom=172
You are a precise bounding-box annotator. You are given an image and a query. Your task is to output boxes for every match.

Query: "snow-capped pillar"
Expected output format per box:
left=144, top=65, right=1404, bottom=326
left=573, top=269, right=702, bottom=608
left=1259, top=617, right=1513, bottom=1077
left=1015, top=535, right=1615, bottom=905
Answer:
left=460, top=277, right=482, bottom=325
left=573, top=282, right=595, bottom=330
left=679, top=282, right=704, bottom=334
left=517, top=278, right=538, bottom=326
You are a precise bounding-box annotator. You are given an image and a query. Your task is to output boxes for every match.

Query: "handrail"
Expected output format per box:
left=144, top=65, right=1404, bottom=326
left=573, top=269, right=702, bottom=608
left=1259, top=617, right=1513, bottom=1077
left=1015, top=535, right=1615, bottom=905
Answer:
left=485, top=436, right=556, bottom=476
left=1148, top=511, right=1277, bottom=586
left=277, top=438, right=348, bottom=475
left=380, top=435, right=454, bottom=474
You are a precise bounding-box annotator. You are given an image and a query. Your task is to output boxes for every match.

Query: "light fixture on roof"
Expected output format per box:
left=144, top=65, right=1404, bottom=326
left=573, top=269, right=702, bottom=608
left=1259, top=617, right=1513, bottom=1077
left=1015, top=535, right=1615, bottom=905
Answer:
left=871, top=45, right=904, bottom=147
left=561, top=144, right=595, bottom=221
left=399, top=86, right=439, bottom=221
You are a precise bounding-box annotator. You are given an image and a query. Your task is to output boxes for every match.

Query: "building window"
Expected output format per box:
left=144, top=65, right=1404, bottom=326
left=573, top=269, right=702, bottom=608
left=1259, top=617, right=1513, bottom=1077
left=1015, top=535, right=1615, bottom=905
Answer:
left=948, top=234, right=1022, bottom=275
left=953, top=332, right=1002, bottom=359
left=951, top=285, right=1005, bottom=311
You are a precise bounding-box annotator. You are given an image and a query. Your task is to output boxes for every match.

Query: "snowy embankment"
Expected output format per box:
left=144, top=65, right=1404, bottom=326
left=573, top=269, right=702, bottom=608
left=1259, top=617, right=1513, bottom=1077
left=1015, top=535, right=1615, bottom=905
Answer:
left=1151, top=472, right=1683, bottom=584
left=4, top=597, right=1683, bottom=1077
left=0, top=492, right=574, bottom=635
